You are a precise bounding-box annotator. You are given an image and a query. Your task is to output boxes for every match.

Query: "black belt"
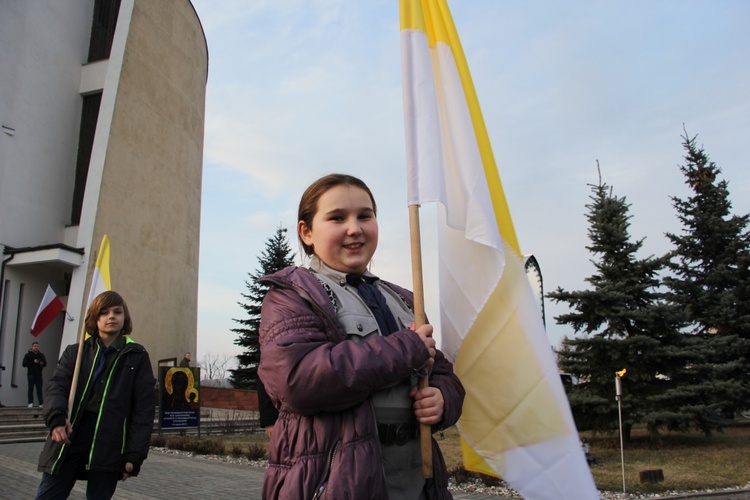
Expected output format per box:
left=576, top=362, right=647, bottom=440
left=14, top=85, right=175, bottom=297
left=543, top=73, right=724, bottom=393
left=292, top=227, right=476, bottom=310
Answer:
left=377, top=422, right=419, bottom=446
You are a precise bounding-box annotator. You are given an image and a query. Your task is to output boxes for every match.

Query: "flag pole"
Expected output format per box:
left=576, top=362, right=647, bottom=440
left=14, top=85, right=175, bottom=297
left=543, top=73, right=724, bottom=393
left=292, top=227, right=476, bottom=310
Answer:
left=67, top=321, right=88, bottom=420
left=408, top=204, right=433, bottom=478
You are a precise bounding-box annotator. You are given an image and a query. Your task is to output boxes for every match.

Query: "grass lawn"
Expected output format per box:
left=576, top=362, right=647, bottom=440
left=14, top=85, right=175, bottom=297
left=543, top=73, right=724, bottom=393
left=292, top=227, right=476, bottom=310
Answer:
left=581, top=420, right=750, bottom=494
left=170, top=420, right=750, bottom=495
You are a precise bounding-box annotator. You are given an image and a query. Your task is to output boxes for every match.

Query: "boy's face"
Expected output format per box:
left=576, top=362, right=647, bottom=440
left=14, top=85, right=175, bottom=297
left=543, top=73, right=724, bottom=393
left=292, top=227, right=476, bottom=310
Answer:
left=97, top=305, right=125, bottom=336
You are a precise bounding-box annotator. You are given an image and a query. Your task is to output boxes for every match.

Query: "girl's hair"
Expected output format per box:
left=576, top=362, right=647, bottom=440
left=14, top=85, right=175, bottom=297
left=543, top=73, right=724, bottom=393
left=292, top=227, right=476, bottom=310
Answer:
left=297, top=174, right=377, bottom=256
left=84, top=290, right=133, bottom=337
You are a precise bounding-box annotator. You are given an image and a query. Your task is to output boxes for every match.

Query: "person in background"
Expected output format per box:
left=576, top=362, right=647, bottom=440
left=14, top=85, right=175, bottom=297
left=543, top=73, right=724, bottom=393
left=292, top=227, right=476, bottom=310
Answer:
left=179, top=352, right=191, bottom=367
left=35, top=291, right=156, bottom=500
left=259, top=174, right=465, bottom=499
left=23, top=341, right=47, bottom=408
left=257, top=378, right=278, bottom=438
left=0, top=364, right=5, bottom=407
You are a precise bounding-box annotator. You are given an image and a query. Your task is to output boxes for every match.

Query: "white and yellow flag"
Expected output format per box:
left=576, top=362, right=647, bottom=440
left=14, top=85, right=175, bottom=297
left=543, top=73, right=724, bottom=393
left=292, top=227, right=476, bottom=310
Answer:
left=400, top=1, right=597, bottom=498
left=86, top=234, right=112, bottom=310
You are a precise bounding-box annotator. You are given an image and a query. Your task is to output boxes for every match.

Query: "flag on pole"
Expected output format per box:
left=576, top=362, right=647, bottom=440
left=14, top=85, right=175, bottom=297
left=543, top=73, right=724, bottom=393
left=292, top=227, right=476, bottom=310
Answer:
left=400, top=1, right=598, bottom=498
left=30, top=285, right=64, bottom=336
left=86, top=234, right=112, bottom=309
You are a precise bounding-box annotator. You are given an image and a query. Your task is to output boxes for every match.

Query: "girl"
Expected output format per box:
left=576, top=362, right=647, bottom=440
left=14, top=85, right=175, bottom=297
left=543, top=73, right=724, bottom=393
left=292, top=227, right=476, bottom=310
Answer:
left=35, top=291, right=156, bottom=500
left=259, top=174, right=465, bottom=499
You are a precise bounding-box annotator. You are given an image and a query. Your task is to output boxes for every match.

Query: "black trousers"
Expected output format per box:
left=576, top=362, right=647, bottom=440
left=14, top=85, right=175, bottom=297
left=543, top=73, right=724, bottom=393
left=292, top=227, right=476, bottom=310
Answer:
left=27, top=373, right=43, bottom=405
left=35, top=414, right=120, bottom=500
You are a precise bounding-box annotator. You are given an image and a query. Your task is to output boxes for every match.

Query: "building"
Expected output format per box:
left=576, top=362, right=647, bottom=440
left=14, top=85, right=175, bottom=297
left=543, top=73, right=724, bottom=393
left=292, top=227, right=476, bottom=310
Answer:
left=0, top=0, right=207, bottom=406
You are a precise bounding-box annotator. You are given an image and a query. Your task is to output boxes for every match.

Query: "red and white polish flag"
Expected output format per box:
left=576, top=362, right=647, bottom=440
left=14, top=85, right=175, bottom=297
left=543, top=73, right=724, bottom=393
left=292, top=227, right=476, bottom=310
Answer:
left=30, top=285, right=64, bottom=337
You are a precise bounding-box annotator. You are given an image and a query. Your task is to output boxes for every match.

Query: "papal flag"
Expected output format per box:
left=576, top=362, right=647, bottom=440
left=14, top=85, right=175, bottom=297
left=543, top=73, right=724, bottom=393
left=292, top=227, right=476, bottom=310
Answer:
left=86, top=234, right=112, bottom=310
left=400, top=1, right=598, bottom=498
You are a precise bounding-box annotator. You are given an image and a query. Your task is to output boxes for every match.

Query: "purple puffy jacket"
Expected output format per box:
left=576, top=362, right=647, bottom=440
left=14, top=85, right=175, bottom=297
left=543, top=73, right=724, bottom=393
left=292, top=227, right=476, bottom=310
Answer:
left=258, top=266, right=465, bottom=499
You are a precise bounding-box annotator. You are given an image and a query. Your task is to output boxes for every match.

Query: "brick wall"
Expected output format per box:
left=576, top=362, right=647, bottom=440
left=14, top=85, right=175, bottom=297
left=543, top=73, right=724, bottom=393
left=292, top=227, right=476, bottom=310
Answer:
left=201, top=386, right=258, bottom=411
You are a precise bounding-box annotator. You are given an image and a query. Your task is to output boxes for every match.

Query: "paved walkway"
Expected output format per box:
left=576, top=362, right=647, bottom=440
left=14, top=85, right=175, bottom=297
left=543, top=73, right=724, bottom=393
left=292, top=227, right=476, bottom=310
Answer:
left=0, top=441, right=499, bottom=499
left=4, top=441, right=748, bottom=499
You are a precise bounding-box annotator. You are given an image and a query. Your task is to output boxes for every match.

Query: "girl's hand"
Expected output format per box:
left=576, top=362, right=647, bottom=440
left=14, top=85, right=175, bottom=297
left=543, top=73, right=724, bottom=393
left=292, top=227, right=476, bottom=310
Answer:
left=51, top=420, right=73, bottom=444
left=412, top=323, right=436, bottom=367
left=410, top=386, right=444, bottom=425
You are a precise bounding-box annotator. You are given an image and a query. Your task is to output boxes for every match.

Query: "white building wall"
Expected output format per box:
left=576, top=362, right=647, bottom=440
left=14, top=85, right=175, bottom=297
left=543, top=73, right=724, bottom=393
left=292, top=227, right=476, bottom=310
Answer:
left=0, top=1, right=95, bottom=246
left=0, top=1, right=95, bottom=406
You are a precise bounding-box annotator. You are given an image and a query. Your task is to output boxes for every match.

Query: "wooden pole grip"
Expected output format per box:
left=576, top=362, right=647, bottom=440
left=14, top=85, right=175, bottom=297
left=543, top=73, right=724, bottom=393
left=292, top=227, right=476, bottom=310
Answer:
left=408, top=204, right=433, bottom=479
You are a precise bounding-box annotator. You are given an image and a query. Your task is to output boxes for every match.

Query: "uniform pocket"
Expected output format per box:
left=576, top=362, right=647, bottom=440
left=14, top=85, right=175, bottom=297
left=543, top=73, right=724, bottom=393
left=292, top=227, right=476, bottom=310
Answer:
left=394, top=309, right=415, bottom=330
left=338, top=312, right=379, bottom=343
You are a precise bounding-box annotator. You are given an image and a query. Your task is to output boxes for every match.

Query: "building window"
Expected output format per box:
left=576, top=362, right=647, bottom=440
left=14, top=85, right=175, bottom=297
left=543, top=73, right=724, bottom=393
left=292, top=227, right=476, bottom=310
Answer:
left=87, top=0, right=121, bottom=62
left=70, top=92, right=102, bottom=226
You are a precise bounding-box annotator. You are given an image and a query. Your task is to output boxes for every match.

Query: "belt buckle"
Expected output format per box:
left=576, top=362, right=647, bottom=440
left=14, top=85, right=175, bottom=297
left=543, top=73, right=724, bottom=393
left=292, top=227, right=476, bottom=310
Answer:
left=394, top=423, right=412, bottom=446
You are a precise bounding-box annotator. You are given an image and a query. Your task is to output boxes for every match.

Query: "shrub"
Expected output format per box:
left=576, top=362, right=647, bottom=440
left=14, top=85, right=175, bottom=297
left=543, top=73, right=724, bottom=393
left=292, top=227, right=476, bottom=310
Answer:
left=150, top=435, right=166, bottom=447
left=189, top=438, right=226, bottom=455
left=448, top=466, right=470, bottom=485
left=245, top=443, right=267, bottom=461
left=164, top=437, right=187, bottom=451
left=155, top=436, right=226, bottom=455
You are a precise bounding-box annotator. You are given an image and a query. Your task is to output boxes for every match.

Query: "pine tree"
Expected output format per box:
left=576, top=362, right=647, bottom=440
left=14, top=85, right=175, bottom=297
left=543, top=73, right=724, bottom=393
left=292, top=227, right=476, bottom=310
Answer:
left=658, top=132, right=750, bottom=434
left=548, top=175, right=678, bottom=439
left=229, top=226, right=296, bottom=389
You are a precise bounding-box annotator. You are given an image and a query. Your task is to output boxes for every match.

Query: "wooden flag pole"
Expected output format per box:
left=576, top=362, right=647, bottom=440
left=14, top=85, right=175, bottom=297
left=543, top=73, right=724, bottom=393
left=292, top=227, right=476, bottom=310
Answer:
left=409, top=204, right=433, bottom=479
left=67, top=317, right=88, bottom=420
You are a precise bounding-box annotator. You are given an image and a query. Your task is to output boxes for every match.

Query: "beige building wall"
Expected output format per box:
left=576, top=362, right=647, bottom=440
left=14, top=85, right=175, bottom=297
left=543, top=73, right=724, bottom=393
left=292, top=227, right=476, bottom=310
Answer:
left=82, top=0, right=206, bottom=364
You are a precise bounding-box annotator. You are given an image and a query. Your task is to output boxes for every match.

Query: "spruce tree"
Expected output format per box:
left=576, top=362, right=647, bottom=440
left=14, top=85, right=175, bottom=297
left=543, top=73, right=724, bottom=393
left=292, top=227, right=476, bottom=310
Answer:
left=548, top=175, right=678, bottom=439
left=659, top=132, right=750, bottom=433
left=229, top=226, right=296, bottom=389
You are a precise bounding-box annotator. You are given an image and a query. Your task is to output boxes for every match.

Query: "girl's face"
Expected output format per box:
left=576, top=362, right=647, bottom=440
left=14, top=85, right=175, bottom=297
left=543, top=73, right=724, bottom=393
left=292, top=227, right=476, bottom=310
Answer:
left=97, top=305, right=125, bottom=337
left=299, top=184, right=378, bottom=275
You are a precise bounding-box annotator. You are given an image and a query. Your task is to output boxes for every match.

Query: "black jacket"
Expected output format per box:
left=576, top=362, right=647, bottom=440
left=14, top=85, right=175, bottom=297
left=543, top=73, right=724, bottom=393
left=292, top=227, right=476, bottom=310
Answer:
left=38, top=335, right=156, bottom=476
left=23, top=350, right=47, bottom=375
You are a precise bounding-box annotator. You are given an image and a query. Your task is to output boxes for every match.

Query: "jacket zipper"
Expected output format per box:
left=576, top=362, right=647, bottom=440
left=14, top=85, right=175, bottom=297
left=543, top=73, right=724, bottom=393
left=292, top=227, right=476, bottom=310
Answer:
left=87, top=343, right=133, bottom=469
left=121, top=418, right=128, bottom=453
left=312, top=439, right=341, bottom=500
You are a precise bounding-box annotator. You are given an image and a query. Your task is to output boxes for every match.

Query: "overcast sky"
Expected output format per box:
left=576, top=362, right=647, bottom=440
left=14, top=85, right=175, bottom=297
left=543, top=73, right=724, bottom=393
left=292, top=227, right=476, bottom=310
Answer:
left=189, top=0, right=750, bottom=366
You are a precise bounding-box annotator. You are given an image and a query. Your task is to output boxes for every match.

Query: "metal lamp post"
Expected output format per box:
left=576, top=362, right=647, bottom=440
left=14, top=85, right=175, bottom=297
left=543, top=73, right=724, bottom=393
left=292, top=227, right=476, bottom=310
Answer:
left=615, top=369, right=626, bottom=493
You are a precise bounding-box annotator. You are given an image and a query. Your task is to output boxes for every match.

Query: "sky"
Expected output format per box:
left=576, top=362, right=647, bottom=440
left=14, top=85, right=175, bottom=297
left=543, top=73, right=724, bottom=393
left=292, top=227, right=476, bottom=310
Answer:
left=189, top=0, right=750, bottom=368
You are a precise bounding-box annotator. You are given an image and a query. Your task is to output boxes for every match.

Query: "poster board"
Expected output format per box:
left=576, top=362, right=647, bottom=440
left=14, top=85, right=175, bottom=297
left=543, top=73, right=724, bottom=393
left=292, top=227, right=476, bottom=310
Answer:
left=159, top=366, right=200, bottom=431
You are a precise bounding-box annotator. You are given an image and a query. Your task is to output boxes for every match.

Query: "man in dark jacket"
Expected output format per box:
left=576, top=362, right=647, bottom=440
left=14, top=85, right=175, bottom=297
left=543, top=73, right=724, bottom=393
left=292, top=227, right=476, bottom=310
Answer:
left=179, top=352, right=191, bottom=367
left=23, top=341, right=47, bottom=407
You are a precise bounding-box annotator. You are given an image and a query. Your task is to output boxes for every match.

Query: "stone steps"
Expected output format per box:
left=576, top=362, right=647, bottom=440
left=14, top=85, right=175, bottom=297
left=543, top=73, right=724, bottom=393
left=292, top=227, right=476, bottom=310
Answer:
left=0, top=407, right=46, bottom=444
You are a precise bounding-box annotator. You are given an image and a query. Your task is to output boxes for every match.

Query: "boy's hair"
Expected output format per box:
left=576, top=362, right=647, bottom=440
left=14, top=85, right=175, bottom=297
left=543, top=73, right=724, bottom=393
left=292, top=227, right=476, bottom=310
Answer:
left=84, top=291, right=133, bottom=336
left=297, top=173, right=377, bottom=256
